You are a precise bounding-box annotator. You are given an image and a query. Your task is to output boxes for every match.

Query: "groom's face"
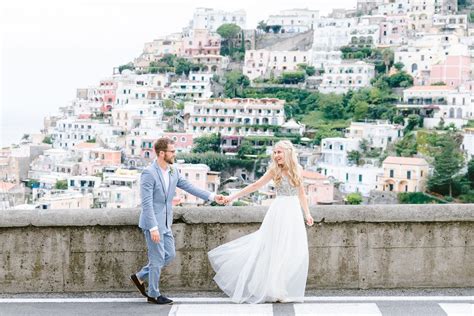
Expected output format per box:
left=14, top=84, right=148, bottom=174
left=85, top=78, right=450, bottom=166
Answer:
left=164, top=144, right=176, bottom=164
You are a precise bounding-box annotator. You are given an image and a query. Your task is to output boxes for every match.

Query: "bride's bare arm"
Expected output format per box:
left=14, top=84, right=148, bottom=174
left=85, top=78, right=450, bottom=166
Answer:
left=297, top=166, right=314, bottom=225
left=228, top=170, right=274, bottom=202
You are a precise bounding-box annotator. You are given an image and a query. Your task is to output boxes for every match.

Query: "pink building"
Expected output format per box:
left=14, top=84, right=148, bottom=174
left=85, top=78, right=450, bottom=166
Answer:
left=98, top=79, right=117, bottom=112
left=163, top=133, right=194, bottom=153
left=174, top=163, right=219, bottom=205
left=429, top=56, right=471, bottom=88
left=302, top=170, right=334, bottom=205
left=182, top=29, right=221, bottom=57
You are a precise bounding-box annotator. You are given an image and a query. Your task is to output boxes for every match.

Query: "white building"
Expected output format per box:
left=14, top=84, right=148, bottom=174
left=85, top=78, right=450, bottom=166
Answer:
left=462, top=128, right=474, bottom=159
left=320, top=60, right=375, bottom=94
left=317, top=136, right=382, bottom=196
left=266, top=9, right=320, bottom=33
left=312, top=18, right=355, bottom=51
left=184, top=98, right=285, bottom=136
left=170, top=73, right=213, bottom=100
left=319, top=137, right=361, bottom=166
left=68, top=175, right=101, bottom=193
left=51, top=118, right=111, bottom=149
left=189, top=7, right=246, bottom=32
left=346, top=121, right=403, bottom=150
left=311, top=50, right=342, bottom=70
left=424, top=89, right=474, bottom=128
left=94, top=169, right=141, bottom=208
left=243, top=49, right=312, bottom=80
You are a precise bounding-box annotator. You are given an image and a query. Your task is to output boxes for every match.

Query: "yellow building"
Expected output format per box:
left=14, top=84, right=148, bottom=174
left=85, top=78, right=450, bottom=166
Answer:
left=378, top=156, right=429, bottom=193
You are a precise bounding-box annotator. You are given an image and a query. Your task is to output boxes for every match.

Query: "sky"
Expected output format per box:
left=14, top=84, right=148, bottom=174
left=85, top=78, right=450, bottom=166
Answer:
left=0, top=0, right=356, bottom=147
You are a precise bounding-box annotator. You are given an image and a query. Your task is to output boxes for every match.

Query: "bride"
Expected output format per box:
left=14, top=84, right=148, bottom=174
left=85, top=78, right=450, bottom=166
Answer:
left=208, top=140, right=314, bottom=304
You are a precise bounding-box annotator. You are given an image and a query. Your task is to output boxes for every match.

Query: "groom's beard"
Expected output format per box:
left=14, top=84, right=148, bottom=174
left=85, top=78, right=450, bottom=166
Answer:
left=165, top=156, right=174, bottom=164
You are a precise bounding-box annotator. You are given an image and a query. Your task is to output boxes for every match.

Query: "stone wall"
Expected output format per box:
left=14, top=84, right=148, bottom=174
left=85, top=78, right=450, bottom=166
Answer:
left=0, top=204, right=473, bottom=293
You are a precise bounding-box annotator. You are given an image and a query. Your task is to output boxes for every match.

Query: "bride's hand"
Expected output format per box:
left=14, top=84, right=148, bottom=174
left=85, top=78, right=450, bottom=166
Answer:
left=305, top=214, right=314, bottom=227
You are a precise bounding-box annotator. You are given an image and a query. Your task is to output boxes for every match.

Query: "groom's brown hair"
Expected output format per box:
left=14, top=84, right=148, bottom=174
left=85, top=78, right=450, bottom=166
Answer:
left=154, top=137, right=175, bottom=156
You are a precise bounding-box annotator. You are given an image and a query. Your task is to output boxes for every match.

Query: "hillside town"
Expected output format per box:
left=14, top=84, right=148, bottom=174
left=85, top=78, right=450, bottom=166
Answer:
left=2, top=0, right=474, bottom=210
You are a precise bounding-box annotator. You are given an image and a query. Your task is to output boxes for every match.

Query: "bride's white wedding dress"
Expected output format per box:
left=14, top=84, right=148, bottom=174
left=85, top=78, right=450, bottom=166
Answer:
left=208, top=176, right=309, bottom=304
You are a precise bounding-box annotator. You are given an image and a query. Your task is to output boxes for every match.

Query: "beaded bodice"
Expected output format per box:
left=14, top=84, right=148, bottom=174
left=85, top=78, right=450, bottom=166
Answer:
left=275, top=176, right=299, bottom=196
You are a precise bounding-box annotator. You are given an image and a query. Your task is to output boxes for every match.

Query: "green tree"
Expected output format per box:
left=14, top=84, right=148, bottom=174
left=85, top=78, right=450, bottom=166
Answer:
left=427, top=133, right=465, bottom=197
left=237, top=140, right=263, bottom=159
left=466, top=159, right=474, bottom=188
left=353, top=101, right=369, bottom=121
left=313, top=127, right=343, bottom=145
left=55, top=180, right=68, bottom=190
left=271, top=25, right=282, bottom=33
left=382, top=48, right=394, bottom=73
left=42, top=136, right=52, bottom=144
left=257, top=20, right=268, bottom=32
left=394, top=133, right=417, bottom=157
left=217, top=23, right=241, bottom=56
left=393, top=62, right=404, bottom=71
left=347, top=150, right=362, bottom=165
left=404, top=114, right=422, bottom=132
left=224, top=71, right=250, bottom=97
left=387, top=71, right=413, bottom=88
left=346, top=192, right=363, bottom=205
left=192, top=133, right=221, bottom=153
left=280, top=71, right=306, bottom=84
left=118, top=62, right=134, bottom=73
left=319, top=93, right=344, bottom=120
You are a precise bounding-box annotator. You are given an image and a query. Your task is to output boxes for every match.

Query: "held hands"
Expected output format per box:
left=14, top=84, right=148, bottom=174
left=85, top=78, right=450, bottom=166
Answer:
left=214, top=194, right=235, bottom=205
left=214, top=194, right=227, bottom=205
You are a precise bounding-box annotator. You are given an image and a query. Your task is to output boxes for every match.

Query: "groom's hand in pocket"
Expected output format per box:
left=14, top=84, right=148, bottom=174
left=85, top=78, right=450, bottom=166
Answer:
left=151, top=230, right=160, bottom=243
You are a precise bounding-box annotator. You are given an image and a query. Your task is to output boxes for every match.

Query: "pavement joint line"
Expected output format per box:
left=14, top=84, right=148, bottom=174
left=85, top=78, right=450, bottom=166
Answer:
left=0, top=296, right=473, bottom=304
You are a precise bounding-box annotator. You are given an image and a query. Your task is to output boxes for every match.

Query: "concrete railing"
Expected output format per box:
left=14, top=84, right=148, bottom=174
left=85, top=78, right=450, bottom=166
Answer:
left=1, top=204, right=473, bottom=293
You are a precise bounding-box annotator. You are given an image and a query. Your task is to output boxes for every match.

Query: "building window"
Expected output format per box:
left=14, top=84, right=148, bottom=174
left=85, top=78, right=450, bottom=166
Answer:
left=407, top=171, right=411, bottom=179
left=390, top=169, right=394, bottom=177
left=358, top=174, right=362, bottom=182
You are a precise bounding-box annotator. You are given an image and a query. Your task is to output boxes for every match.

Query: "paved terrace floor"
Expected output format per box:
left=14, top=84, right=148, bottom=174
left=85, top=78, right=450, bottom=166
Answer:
left=1, top=289, right=473, bottom=316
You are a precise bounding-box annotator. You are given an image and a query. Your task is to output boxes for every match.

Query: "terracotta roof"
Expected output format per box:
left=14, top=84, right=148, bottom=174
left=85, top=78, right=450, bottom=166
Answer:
left=383, top=156, right=428, bottom=166
left=74, top=142, right=100, bottom=149
left=302, top=170, right=327, bottom=180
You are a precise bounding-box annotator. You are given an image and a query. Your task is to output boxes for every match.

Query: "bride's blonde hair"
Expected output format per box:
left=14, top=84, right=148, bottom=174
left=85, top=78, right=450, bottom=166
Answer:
left=268, top=140, right=302, bottom=187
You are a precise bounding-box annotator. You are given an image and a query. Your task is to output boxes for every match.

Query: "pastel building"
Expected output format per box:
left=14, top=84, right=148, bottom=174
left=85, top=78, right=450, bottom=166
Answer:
left=181, top=29, right=221, bottom=57
left=429, top=55, right=471, bottom=88
left=163, top=133, right=194, bottom=153
left=378, top=156, right=429, bottom=193
left=174, top=163, right=220, bottom=205
left=301, top=170, right=334, bottom=205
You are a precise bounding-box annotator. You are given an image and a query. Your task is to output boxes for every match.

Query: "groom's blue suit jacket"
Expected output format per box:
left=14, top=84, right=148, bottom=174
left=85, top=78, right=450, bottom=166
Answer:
left=139, top=161, right=212, bottom=232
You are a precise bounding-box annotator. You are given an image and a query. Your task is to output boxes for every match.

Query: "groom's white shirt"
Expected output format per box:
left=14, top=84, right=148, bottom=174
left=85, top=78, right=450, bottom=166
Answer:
left=149, top=164, right=215, bottom=232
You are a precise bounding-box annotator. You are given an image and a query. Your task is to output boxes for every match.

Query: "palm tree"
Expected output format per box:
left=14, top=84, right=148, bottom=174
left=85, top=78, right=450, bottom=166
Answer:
left=382, top=48, right=394, bottom=73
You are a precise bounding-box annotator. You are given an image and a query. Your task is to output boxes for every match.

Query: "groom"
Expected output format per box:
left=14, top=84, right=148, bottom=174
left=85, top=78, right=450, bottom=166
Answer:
left=130, top=137, right=226, bottom=304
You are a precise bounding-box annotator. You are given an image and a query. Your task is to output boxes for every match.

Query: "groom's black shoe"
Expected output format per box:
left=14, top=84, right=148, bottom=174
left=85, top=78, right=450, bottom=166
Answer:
left=130, top=274, right=147, bottom=298
left=147, top=296, right=173, bottom=305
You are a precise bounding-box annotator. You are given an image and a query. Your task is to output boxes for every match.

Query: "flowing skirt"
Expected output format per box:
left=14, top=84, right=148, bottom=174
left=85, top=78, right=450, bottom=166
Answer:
left=208, top=195, right=309, bottom=304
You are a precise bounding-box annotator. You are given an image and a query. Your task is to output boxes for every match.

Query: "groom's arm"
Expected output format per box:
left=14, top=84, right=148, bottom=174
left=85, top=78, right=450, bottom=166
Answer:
left=140, top=169, right=158, bottom=230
